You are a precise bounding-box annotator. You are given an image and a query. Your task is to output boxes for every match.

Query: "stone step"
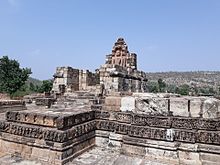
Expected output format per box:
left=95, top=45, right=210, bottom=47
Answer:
left=65, top=91, right=96, bottom=97
left=66, top=96, right=96, bottom=100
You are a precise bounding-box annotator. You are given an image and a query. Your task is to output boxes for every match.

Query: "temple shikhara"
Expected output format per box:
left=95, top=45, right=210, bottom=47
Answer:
left=1, top=38, right=220, bottom=164
left=52, top=38, right=148, bottom=95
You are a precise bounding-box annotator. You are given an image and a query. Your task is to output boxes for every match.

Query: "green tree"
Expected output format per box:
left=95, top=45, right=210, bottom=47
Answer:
left=38, top=80, right=53, bottom=93
left=147, top=82, right=159, bottom=93
left=208, top=87, right=215, bottom=95
left=29, top=82, right=36, bottom=92
left=176, top=84, right=190, bottom=95
left=158, top=78, right=166, bottom=92
left=0, top=56, right=31, bottom=96
left=35, top=85, right=40, bottom=92
left=167, top=84, right=177, bottom=93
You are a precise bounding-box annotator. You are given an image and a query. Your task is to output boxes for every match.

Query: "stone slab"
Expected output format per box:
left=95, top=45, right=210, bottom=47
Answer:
left=6, top=109, right=95, bottom=130
left=170, top=98, right=189, bottom=117
left=120, top=97, right=135, bottom=112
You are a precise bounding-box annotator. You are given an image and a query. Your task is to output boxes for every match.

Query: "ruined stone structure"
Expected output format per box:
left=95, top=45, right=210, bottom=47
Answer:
left=1, top=38, right=220, bottom=164
left=0, top=95, right=220, bottom=164
left=52, top=38, right=148, bottom=94
left=99, top=38, right=148, bottom=94
left=52, top=67, right=100, bottom=94
left=0, top=100, right=26, bottom=114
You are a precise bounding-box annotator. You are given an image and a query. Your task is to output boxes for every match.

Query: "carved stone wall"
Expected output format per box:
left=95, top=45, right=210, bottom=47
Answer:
left=95, top=110, right=220, bottom=164
left=95, top=110, right=220, bottom=144
left=99, top=65, right=148, bottom=94
left=35, top=98, right=56, bottom=108
left=52, top=67, right=80, bottom=93
left=1, top=108, right=220, bottom=164
left=0, top=109, right=97, bottom=164
left=6, top=110, right=95, bottom=130
left=52, top=67, right=100, bottom=93
left=79, top=70, right=100, bottom=91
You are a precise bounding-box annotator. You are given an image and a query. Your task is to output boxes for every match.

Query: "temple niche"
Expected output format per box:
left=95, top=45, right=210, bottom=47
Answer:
left=52, top=38, right=148, bottom=95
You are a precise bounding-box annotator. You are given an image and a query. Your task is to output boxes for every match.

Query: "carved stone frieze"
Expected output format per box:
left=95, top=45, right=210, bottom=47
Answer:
left=2, top=110, right=220, bottom=155
left=197, top=131, right=220, bottom=144
left=115, top=112, right=132, bottom=123
left=132, top=115, right=171, bottom=128
left=95, top=110, right=110, bottom=119
left=174, top=129, right=196, bottom=143
left=0, top=120, right=96, bottom=143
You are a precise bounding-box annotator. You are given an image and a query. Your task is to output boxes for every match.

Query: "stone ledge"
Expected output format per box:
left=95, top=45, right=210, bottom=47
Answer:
left=6, top=110, right=95, bottom=130
left=0, top=100, right=26, bottom=114
left=96, top=119, right=220, bottom=145
left=0, top=100, right=25, bottom=106
left=0, top=136, right=95, bottom=165
left=95, top=110, right=220, bottom=131
left=0, top=120, right=96, bottom=143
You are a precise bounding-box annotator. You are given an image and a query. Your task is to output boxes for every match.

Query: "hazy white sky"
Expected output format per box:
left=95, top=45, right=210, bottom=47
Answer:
left=0, top=0, right=220, bottom=80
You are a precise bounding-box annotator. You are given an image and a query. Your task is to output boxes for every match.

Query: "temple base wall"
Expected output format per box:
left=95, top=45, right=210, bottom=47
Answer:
left=0, top=132, right=95, bottom=165
left=96, top=130, right=220, bottom=165
left=2, top=109, right=220, bottom=164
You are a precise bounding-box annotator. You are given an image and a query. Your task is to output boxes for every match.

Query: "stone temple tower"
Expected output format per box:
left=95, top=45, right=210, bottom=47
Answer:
left=105, top=38, right=137, bottom=70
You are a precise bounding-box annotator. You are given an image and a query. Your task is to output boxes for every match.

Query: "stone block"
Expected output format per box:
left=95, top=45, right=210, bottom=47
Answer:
left=122, top=143, right=146, bottom=156
left=178, top=151, right=201, bottom=165
left=35, top=98, right=56, bottom=108
left=200, top=152, right=220, bottom=163
left=120, top=96, right=135, bottom=112
left=105, top=96, right=121, bottom=106
left=202, top=98, right=220, bottom=119
left=170, top=98, right=189, bottom=117
left=135, top=97, right=169, bottom=115
left=145, top=147, right=178, bottom=164
left=109, top=132, right=123, bottom=147
left=190, top=98, right=202, bottom=117
left=102, top=105, right=120, bottom=111
left=95, top=137, right=109, bottom=147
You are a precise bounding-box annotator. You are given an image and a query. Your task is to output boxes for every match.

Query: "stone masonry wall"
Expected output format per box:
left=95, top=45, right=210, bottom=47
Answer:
left=1, top=107, right=220, bottom=164
left=52, top=67, right=79, bottom=93
left=0, top=100, right=26, bottom=113
left=0, top=110, right=96, bottom=164
left=95, top=110, right=220, bottom=165
left=79, top=70, right=100, bottom=91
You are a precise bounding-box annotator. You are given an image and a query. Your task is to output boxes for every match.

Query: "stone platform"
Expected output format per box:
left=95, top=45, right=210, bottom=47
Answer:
left=0, top=147, right=167, bottom=165
left=6, top=108, right=95, bottom=130
left=0, top=107, right=96, bottom=165
left=0, top=100, right=26, bottom=113
left=1, top=96, right=220, bottom=164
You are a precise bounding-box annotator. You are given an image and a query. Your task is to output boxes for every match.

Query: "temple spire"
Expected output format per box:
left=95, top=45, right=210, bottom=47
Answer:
left=105, top=38, right=137, bottom=70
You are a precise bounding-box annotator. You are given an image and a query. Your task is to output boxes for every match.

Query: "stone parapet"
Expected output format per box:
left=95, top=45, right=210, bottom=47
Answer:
left=119, top=94, right=220, bottom=118
left=35, top=98, right=56, bottom=108
left=0, top=100, right=26, bottom=113
left=6, top=109, right=95, bottom=130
